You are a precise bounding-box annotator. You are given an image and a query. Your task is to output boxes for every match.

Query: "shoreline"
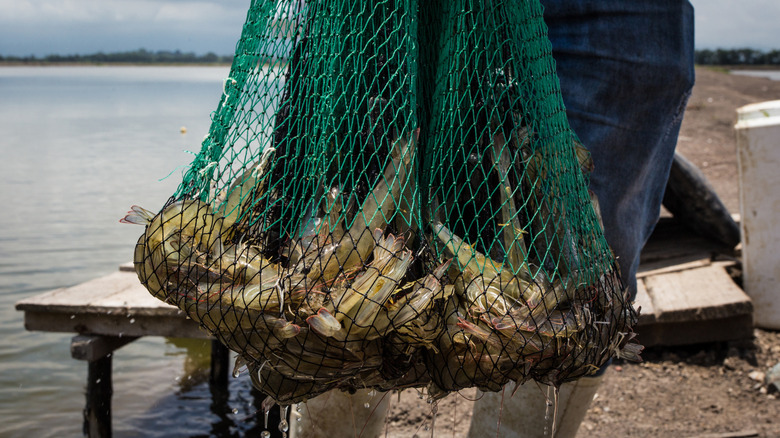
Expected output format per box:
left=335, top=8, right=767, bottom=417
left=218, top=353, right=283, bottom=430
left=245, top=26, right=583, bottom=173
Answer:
left=720, top=64, right=780, bottom=70
left=0, top=61, right=234, bottom=67
left=3, top=61, right=780, bottom=69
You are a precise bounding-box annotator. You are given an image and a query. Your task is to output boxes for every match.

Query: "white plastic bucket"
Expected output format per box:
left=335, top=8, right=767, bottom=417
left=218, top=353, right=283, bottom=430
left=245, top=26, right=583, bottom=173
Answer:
left=735, top=100, right=780, bottom=329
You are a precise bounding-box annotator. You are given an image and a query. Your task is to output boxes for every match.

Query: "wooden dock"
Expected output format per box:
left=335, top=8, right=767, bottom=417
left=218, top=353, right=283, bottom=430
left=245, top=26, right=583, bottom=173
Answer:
left=633, top=216, right=753, bottom=347
left=16, top=264, right=231, bottom=438
left=18, top=266, right=207, bottom=340
left=14, top=216, right=753, bottom=437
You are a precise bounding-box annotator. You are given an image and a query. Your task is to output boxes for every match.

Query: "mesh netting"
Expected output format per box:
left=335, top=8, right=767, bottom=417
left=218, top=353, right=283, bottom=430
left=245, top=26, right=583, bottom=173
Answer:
left=123, top=0, right=640, bottom=405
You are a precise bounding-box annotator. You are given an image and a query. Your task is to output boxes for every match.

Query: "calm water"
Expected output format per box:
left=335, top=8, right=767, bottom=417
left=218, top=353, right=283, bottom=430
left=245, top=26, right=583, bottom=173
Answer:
left=0, top=66, right=271, bottom=437
left=730, top=69, right=780, bottom=81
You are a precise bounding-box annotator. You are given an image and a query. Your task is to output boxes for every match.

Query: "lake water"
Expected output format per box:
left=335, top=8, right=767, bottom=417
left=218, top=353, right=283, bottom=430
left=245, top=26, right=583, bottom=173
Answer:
left=0, top=66, right=272, bottom=437
left=730, top=69, right=780, bottom=81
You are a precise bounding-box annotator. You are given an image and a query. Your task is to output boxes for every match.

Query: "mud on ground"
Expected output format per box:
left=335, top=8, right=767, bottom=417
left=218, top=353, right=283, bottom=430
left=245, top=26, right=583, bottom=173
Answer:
left=380, top=67, right=780, bottom=438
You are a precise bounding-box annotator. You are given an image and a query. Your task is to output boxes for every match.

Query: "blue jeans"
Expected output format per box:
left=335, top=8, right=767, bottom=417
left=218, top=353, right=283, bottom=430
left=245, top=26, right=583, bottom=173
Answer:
left=541, top=0, right=696, bottom=299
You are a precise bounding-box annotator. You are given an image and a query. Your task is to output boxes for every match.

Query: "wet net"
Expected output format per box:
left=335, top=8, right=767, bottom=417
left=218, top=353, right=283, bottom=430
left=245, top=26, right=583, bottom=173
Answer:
left=123, top=0, right=640, bottom=405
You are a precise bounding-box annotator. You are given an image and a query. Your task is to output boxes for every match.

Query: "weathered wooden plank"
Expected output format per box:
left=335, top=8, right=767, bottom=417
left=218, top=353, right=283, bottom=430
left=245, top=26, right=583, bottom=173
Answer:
left=637, top=257, right=712, bottom=279
left=23, top=310, right=210, bottom=339
left=88, top=284, right=171, bottom=313
left=16, top=272, right=138, bottom=307
left=643, top=264, right=752, bottom=323
left=71, top=335, right=139, bottom=362
left=636, top=314, right=754, bottom=348
left=15, top=271, right=181, bottom=317
left=633, top=279, right=656, bottom=326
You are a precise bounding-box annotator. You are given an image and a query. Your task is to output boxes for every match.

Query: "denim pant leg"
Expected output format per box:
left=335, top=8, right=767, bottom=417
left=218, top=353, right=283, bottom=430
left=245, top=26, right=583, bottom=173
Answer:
left=541, top=0, right=696, bottom=299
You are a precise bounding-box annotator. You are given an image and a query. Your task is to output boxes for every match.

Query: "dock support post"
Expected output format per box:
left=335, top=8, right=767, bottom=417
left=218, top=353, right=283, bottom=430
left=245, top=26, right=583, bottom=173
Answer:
left=71, top=335, right=138, bottom=438
left=84, top=354, right=113, bottom=438
left=210, top=339, right=229, bottom=388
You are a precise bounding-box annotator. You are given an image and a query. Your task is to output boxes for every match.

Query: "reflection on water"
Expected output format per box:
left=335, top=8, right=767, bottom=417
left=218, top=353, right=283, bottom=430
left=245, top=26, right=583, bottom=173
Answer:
left=118, top=340, right=282, bottom=438
left=0, top=66, right=281, bottom=437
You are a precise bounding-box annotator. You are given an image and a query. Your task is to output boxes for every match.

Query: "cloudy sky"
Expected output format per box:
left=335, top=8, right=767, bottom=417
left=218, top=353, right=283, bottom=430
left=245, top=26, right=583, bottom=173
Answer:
left=0, top=0, right=778, bottom=57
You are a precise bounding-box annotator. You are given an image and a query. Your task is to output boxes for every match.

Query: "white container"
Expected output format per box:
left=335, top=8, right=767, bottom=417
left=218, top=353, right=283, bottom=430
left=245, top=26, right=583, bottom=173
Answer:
left=735, top=100, right=780, bottom=329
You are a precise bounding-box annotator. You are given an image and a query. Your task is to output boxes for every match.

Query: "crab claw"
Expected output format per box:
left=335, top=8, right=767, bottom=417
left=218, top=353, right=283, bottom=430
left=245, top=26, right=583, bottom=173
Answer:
left=306, top=308, right=342, bottom=337
left=274, top=321, right=302, bottom=339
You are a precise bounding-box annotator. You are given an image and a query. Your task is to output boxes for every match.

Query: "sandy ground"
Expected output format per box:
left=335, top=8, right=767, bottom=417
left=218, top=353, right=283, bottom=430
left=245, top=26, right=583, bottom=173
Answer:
left=377, top=67, right=780, bottom=438
left=676, top=67, right=780, bottom=215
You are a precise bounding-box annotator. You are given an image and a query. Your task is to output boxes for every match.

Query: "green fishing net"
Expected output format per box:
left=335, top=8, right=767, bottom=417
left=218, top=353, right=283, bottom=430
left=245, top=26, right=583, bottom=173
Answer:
left=124, top=0, right=640, bottom=405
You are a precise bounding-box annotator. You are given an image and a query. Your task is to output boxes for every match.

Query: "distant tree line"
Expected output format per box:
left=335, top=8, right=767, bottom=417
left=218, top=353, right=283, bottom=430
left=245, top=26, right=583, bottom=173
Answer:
left=0, top=48, right=233, bottom=64
left=4, top=47, right=779, bottom=66
left=696, top=48, right=780, bottom=65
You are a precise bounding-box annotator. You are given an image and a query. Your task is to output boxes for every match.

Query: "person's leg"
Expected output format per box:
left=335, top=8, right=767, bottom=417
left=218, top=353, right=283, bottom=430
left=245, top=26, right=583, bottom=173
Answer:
left=289, top=388, right=391, bottom=438
left=468, top=2, right=694, bottom=437
left=467, top=373, right=606, bottom=438
left=543, top=0, right=696, bottom=299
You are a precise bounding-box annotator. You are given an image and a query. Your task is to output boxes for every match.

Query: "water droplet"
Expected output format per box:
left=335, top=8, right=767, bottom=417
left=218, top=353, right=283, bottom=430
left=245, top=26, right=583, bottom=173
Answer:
left=552, top=386, right=560, bottom=437
left=232, top=408, right=238, bottom=414
left=260, top=431, right=271, bottom=438
left=368, top=389, right=376, bottom=397
left=70, top=315, right=76, bottom=320
left=430, top=402, right=438, bottom=437
left=264, top=410, right=269, bottom=429
left=129, top=318, right=136, bottom=324
left=278, top=405, right=290, bottom=436
left=233, top=356, right=249, bottom=378
left=364, top=402, right=370, bottom=409
left=542, top=385, right=560, bottom=437
left=96, top=378, right=101, bottom=384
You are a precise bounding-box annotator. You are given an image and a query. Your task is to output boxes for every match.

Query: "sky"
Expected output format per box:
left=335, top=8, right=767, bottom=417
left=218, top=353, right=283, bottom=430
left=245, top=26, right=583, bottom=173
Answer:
left=0, top=0, right=778, bottom=57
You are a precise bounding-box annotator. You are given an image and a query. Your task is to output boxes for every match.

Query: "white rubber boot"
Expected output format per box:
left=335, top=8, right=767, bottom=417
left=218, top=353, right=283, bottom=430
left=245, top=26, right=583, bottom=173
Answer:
left=289, top=388, right=391, bottom=438
left=466, top=374, right=604, bottom=438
